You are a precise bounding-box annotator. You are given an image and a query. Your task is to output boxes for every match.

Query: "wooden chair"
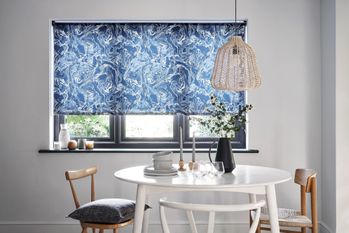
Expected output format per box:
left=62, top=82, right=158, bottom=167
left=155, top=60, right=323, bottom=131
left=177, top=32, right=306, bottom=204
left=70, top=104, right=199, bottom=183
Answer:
left=251, top=168, right=318, bottom=233
left=160, top=198, right=265, bottom=233
left=65, top=167, right=134, bottom=233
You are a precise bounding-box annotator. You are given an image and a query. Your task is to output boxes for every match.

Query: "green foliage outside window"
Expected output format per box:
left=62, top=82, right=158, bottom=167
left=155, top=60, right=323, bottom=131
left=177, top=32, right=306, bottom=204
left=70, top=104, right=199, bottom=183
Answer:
left=65, top=115, right=110, bottom=138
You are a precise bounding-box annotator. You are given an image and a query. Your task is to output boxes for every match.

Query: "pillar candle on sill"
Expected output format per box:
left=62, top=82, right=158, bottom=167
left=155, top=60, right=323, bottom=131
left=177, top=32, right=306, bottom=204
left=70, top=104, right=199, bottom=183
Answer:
left=179, top=127, right=183, bottom=160
left=192, top=131, right=196, bottom=162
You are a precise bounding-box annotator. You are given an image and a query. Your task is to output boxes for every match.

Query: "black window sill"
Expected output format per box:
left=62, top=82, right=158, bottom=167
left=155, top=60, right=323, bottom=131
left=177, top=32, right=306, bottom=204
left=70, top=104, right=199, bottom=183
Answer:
left=38, top=148, right=259, bottom=154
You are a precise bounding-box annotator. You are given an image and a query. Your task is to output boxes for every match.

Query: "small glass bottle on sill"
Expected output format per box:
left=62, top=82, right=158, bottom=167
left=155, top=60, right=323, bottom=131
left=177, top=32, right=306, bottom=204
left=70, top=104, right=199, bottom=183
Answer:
left=59, top=123, right=70, bottom=149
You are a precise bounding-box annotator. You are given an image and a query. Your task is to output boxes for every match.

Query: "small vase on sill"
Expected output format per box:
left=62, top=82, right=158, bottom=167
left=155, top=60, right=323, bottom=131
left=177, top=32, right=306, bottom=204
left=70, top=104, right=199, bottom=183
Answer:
left=59, top=123, right=70, bottom=149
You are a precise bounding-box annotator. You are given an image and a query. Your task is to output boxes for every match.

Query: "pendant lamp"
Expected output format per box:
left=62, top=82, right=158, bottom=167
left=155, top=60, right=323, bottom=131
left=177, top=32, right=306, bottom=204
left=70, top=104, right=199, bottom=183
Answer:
left=211, top=0, right=261, bottom=91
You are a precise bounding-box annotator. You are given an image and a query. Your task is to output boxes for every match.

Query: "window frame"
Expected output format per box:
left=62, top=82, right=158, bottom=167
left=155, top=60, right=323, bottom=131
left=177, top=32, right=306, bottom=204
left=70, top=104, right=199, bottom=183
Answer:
left=54, top=114, right=247, bottom=149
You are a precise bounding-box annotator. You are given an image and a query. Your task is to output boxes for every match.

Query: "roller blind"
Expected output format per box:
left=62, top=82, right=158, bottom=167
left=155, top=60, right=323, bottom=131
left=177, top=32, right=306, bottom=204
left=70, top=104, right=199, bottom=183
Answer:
left=53, top=22, right=246, bottom=115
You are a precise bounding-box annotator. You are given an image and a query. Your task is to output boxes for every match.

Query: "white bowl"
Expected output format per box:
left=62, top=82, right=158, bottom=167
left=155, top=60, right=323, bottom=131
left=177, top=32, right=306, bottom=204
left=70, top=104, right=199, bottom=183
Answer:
left=152, top=151, right=173, bottom=160
left=153, top=159, right=173, bottom=170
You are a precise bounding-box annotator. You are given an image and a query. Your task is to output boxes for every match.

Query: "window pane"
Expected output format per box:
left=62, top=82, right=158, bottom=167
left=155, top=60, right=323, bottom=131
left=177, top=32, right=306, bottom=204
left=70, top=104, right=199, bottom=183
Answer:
left=125, top=115, right=174, bottom=138
left=189, top=116, right=219, bottom=138
left=65, top=115, right=110, bottom=138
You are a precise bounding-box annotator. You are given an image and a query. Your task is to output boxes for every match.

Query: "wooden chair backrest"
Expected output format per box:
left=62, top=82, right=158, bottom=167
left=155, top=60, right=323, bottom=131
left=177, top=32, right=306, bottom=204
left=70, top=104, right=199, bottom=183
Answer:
left=65, top=166, right=97, bottom=209
left=294, top=168, right=316, bottom=193
left=294, top=168, right=317, bottom=223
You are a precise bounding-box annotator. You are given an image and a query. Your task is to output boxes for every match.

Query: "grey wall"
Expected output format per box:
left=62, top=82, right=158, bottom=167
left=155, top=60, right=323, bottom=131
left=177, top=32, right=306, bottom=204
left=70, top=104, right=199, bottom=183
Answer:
left=0, top=0, right=322, bottom=232
left=321, top=0, right=349, bottom=232
left=335, top=0, right=349, bottom=232
left=320, top=0, right=336, bottom=232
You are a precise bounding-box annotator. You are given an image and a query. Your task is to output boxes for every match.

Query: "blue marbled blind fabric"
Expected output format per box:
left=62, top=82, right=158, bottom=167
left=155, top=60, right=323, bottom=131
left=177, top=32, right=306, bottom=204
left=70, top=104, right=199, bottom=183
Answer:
left=53, top=22, right=246, bottom=115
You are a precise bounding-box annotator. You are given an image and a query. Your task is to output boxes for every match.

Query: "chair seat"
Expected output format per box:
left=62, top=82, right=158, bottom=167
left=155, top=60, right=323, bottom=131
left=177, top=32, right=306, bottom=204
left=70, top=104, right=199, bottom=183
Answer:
left=68, top=198, right=138, bottom=224
left=81, top=219, right=133, bottom=229
left=253, top=207, right=313, bottom=228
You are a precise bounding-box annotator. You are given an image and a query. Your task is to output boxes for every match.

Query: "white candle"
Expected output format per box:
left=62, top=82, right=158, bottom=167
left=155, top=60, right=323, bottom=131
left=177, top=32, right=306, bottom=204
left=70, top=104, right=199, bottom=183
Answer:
left=192, top=132, right=196, bottom=162
left=179, top=127, right=183, bottom=160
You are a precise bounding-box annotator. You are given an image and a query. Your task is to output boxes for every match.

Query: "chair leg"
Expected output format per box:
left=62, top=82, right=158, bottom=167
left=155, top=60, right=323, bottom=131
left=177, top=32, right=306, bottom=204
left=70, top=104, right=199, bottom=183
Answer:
left=311, top=214, right=318, bottom=231
left=249, top=194, right=259, bottom=233
left=207, top=211, right=216, bottom=233
left=93, top=228, right=96, bottom=233
left=249, top=210, right=261, bottom=233
left=81, top=227, right=87, bottom=233
left=142, top=207, right=150, bottom=233
left=256, top=223, right=261, bottom=233
left=99, top=229, right=104, bottom=233
left=311, top=179, right=318, bottom=233
left=113, top=228, right=118, bottom=233
left=301, top=227, right=306, bottom=233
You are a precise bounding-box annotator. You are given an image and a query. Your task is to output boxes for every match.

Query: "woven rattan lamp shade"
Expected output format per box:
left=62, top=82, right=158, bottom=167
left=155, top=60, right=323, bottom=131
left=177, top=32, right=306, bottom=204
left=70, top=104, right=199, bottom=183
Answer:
left=211, top=36, right=261, bottom=91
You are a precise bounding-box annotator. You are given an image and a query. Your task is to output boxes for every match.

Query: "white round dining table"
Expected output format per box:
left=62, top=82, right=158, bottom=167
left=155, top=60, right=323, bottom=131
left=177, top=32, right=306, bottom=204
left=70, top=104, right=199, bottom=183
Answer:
left=114, top=165, right=291, bottom=233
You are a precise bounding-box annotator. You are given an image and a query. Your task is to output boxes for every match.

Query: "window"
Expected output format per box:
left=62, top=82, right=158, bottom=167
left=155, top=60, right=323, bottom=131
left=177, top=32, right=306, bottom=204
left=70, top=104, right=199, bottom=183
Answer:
left=52, top=22, right=248, bottom=150
left=124, top=115, right=174, bottom=139
left=54, top=115, right=246, bottom=149
left=66, top=115, right=110, bottom=138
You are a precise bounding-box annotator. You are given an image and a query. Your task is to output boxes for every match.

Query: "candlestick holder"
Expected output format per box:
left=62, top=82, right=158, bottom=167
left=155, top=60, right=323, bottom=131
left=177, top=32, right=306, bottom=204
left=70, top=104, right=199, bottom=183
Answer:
left=178, top=159, right=186, bottom=171
left=188, top=161, right=198, bottom=171
left=188, top=161, right=193, bottom=170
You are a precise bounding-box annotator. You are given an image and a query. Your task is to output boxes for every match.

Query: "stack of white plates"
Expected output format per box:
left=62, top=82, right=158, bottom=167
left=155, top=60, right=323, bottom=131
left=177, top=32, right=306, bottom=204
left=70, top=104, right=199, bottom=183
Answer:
left=144, top=165, right=178, bottom=176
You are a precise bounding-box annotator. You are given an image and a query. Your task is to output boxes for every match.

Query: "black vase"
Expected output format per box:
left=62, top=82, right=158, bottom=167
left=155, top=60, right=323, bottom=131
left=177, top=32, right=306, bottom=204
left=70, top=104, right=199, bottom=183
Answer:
left=209, top=138, right=236, bottom=173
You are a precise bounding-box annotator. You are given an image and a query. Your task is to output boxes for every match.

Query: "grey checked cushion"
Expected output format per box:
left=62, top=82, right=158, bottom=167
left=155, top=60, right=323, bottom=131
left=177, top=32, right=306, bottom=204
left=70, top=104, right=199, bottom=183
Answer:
left=68, top=198, right=150, bottom=224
